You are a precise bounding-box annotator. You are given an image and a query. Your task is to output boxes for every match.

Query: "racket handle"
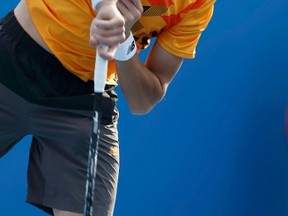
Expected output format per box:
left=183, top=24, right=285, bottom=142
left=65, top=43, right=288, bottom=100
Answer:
left=94, top=45, right=108, bottom=93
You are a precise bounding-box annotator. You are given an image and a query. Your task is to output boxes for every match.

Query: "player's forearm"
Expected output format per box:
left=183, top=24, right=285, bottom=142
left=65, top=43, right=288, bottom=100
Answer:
left=115, top=56, right=166, bottom=115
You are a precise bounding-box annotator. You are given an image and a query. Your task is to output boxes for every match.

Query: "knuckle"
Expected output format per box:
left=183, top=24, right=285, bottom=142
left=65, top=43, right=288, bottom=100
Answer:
left=115, top=18, right=125, bottom=26
left=119, top=18, right=125, bottom=26
left=139, top=6, right=144, bottom=14
left=136, top=10, right=142, bottom=19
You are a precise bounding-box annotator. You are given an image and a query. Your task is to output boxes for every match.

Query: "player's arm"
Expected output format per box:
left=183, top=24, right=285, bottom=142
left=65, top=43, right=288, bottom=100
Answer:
left=114, top=0, right=182, bottom=114
left=116, top=41, right=183, bottom=114
left=115, top=0, right=216, bottom=114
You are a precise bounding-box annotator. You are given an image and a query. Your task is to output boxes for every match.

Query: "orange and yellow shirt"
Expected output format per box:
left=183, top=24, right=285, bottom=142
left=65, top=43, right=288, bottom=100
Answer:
left=26, top=0, right=215, bottom=85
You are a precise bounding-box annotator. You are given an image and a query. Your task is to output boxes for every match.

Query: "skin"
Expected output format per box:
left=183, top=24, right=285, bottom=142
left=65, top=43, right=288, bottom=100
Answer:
left=13, top=0, right=184, bottom=215
left=14, top=2, right=126, bottom=216
left=115, top=0, right=183, bottom=114
left=89, top=0, right=126, bottom=59
left=14, top=0, right=52, bottom=53
left=15, top=0, right=126, bottom=59
left=53, top=209, right=82, bottom=216
left=15, top=0, right=183, bottom=115
left=90, top=0, right=143, bottom=59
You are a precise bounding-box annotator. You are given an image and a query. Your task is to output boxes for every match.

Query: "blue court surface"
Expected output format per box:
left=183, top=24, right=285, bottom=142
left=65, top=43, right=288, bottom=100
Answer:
left=1, top=1, right=288, bottom=216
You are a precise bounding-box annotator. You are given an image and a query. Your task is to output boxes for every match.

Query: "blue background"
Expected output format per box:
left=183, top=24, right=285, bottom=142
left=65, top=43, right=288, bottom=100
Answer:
left=1, top=0, right=288, bottom=215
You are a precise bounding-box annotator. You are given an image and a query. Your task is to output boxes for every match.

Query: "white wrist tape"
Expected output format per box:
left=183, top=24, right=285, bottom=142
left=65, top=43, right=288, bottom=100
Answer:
left=92, top=0, right=115, bottom=10
left=114, top=32, right=137, bottom=61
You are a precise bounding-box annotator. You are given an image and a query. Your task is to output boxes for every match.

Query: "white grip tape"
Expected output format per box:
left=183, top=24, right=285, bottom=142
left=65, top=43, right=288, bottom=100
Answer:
left=92, top=0, right=105, bottom=9
left=94, top=45, right=108, bottom=93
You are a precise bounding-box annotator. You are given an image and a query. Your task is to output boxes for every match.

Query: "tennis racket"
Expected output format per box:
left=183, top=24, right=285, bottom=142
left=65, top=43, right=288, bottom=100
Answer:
left=84, top=45, right=108, bottom=216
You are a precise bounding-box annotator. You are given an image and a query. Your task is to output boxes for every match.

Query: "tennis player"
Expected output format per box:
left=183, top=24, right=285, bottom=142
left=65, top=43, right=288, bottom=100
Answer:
left=0, top=0, right=215, bottom=215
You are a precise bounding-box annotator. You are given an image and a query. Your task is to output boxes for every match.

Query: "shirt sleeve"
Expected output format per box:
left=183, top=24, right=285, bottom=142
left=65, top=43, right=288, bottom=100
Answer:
left=156, top=0, right=216, bottom=59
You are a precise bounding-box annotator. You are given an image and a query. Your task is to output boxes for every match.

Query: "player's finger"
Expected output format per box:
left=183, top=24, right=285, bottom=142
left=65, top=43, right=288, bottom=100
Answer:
left=97, top=44, right=118, bottom=60
left=131, top=0, right=143, bottom=13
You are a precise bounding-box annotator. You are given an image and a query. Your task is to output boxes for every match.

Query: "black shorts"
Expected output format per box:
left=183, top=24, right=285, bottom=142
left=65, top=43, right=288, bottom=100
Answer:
left=0, top=11, right=120, bottom=216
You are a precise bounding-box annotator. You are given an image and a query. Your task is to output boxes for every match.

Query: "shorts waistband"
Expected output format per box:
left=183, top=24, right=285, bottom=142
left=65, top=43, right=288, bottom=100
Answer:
left=0, top=11, right=118, bottom=124
left=0, top=11, right=60, bottom=70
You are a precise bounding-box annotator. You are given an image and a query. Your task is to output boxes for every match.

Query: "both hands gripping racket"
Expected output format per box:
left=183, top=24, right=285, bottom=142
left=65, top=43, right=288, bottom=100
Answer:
left=84, top=45, right=108, bottom=216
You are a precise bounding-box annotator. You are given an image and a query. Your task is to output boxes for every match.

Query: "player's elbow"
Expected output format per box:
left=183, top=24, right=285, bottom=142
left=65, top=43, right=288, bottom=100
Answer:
left=128, top=84, right=167, bottom=115
left=129, top=102, right=155, bottom=115
left=129, top=92, right=165, bottom=115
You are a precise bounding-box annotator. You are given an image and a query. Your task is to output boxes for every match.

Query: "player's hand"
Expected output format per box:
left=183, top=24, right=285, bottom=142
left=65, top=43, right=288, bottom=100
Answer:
left=90, top=1, right=126, bottom=59
left=117, top=0, right=143, bottom=37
